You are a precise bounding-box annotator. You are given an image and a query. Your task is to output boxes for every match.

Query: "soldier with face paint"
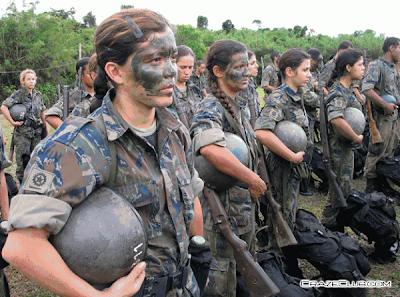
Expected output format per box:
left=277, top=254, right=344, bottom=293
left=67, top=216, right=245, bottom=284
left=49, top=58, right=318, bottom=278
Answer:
left=190, top=39, right=266, bottom=297
left=3, top=9, right=203, bottom=297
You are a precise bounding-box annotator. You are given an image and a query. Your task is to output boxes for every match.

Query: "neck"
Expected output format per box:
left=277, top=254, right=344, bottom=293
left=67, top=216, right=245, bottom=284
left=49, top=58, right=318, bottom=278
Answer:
left=196, top=70, right=201, bottom=76
left=217, top=80, right=237, bottom=99
left=340, top=75, right=352, bottom=88
left=383, top=52, right=394, bottom=64
left=113, top=93, right=156, bottom=129
left=83, top=84, right=95, bottom=96
left=176, top=81, right=186, bottom=88
left=286, top=80, right=298, bottom=93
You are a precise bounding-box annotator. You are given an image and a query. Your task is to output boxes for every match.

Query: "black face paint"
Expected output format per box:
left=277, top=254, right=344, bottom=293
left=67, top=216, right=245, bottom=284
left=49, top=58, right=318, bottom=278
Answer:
left=130, top=28, right=177, bottom=97
left=225, top=52, right=250, bottom=84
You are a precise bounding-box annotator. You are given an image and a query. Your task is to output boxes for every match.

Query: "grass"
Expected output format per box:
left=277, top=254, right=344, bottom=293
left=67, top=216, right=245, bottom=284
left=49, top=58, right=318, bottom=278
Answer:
left=1, top=104, right=399, bottom=296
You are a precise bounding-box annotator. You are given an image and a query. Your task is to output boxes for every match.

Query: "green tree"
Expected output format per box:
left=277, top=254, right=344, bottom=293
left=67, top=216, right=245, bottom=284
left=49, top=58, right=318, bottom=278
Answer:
left=222, top=20, right=234, bottom=34
left=176, top=25, right=207, bottom=59
left=83, top=11, right=96, bottom=28
left=197, top=16, right=208, bottom=30
left=49, top=8, right=76, bottom=20
left=252, top=20, right=261, bottom=29
left=121, top=5, right=134, bottom=9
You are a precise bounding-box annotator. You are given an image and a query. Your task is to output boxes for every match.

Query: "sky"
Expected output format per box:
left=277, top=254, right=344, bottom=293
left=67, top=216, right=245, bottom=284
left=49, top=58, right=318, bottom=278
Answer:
left=1, top=0, right=399, bottom=38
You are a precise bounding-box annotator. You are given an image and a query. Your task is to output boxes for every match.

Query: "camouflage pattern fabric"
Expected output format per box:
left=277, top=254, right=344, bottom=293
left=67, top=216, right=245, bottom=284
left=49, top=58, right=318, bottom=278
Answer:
left=320, top=57, right=335, bottom=87
left=190, top=93, right=259, bottom=297
left=2, top=88, right=46, bottom=182
left=362, top=58, right=400, bottom=179
left=8, top=90, right=202, bottom=296
left=321, top=80, right=363, bottom=227
left=190, top=72, right=209, bottom=94
left=261, top=64, right=279, bottom=95
left=240, top=77, right=261, bottom=116
left=169, top=80, right=203, bottom=128
left=45, top=88, right=92, bottom=120
left=0, top=125, right=6, bottom=170
left=254, top=83, right=310, bottom=252
left=69, top=95, right=96, bottom=118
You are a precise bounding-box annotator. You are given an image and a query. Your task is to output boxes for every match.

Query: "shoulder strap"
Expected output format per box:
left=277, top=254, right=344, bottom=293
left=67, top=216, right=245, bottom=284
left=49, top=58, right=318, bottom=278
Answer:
left=94, top=117, right=117, bottom=188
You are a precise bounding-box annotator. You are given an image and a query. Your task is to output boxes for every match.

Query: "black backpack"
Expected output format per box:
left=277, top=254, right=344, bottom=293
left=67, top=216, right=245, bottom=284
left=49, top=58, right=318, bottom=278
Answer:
left=376, top=156, right=400, bottom=187
left=337, top=190, right=399, bottom=264
left=286, top=209, right=370, bottom=297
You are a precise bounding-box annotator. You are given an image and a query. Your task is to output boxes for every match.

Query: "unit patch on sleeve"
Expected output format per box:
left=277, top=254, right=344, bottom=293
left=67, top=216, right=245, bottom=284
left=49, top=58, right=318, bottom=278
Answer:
left=23, top=167, right=55, bottom=194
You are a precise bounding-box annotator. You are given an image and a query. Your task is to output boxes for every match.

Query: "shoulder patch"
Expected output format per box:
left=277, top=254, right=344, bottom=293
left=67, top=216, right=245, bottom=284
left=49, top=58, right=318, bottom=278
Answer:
left=23, top=167, right=55, bottom=193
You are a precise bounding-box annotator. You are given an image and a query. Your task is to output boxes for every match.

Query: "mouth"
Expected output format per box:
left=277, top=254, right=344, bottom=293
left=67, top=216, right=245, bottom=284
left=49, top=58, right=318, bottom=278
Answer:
left=160, top=83, right=174, bottom=94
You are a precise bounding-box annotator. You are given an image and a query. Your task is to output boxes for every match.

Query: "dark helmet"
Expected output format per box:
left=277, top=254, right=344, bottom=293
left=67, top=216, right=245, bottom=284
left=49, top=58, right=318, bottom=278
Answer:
left=343, top=107, right=366, bottom=136
left=195, top=132, right=249, bottom=192
left=50, top=187, right=147, bottom=285
left=274, top=120, right=307, bottom=153
left=9, top=104, right=27, bottom=121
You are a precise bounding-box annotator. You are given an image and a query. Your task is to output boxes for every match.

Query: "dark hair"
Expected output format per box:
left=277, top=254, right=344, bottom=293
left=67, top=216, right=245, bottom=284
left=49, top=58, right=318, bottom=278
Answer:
left=270, top=51, right=281, bottom=62
left=195, top=60, right=205, bottom=67
left=206, top=39, right=247, bottom=117
left=278, top=48, right=310, bottom=85
left=248, top=51, right=255, bottom=60
left=76, top=57, right=90, bottom=73
left=177, top=45, right=195, bottom=62
left=306, top=48, right=322, bottom=61
left=337, top=40, right=353, bottom=51
left=94, top=8, right=173, bottom=99
left=382, top=37, right=400, bottom=53
left=327, top=48, right=363, bottom=88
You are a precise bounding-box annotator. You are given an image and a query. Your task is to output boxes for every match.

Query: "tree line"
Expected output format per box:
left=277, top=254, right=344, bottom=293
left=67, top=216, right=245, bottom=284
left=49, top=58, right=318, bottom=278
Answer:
left=0, top=1, right=387, bottom=107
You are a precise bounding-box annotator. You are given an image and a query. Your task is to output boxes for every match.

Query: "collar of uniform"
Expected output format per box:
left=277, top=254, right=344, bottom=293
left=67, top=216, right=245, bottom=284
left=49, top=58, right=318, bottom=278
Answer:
left=98, top=89, right=181, bottom=142
left=379, top=57, right=396, bottom=68
left=281, top=83, right=302, bottom=102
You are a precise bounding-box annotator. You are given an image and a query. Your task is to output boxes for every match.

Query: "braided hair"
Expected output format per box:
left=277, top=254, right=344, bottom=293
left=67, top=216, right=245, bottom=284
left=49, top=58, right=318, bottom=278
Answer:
left=206, top=39, right=248, bottom=118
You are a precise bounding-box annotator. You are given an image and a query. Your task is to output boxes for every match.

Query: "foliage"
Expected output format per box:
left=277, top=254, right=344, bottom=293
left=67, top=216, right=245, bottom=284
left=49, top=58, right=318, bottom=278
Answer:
left=0, top=1, right=388, bottom=106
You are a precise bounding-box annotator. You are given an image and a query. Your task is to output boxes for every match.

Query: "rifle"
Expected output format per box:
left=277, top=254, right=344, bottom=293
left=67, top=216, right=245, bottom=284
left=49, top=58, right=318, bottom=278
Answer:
left=62, top=85, right=70, bottom=120
left=247, top=101, right=297, bottom=247
left=318, top=72, right=347, bottom=208
left=76, top=66, right=83, bottom=105
left=8, top=133, right=15, bottom=161
left=203, top=186, right=280, bottom=297
left=363, top=50, right=383, bottom=144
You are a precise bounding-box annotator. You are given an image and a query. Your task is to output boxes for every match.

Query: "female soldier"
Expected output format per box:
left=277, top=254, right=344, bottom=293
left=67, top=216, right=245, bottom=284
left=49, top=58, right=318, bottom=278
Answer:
left=3, top=8, right=203, bottom=297
left=190, top=39, right=266, bottom=297
left=1, top=69, right=49, bottom=184
left=321, top=49, right=365, bottom=231
left=254, top=48, right=311, bottom=277
left=169, top=45, right=203, bottom=128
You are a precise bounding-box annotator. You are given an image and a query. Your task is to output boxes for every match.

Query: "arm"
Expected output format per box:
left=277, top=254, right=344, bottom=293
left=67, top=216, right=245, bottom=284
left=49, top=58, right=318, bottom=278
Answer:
left=255, top=129, right=304, bottom=164
left=45, top=115, right=63, bottom=130
left=199, top=144, right=266, bottom=199
left=0, top=105, right=23, bottom=127
left=41, top=110, right=50, bottom=135
left=363, top=89, right=396, bottom=115
left=189, top=196, right=203, bottom=237
left=330, top=117, right=363, bottom=144
left=2, top=228, right=146, bottom=297
left=353, top=87, right=366, bottom=105
left=0, top=171, right=8, bottom=220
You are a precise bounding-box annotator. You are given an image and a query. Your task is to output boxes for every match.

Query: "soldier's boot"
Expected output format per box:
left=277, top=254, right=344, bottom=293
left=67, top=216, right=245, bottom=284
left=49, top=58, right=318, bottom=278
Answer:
left=299, top=176, right=313, bottom=196
left=365, top=178, right=378, bottom=194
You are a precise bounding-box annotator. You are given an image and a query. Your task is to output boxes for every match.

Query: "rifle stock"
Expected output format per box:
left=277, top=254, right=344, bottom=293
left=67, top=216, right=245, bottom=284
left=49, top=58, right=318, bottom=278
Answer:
left=366, top=100, right=383, bottom=144
left=247, top=98, right=297, bottom=247
left=203, top=187, right=280, bottom=297
left=63, top=85, right=70, bottom=120
left=318, top=72, right=347, bottom=208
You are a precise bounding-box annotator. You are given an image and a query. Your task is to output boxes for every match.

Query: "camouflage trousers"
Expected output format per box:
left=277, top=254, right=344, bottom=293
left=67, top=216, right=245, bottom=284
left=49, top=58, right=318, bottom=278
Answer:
left=203, top=224, right=255, bottom=297
left=14, top=132, right=42, bottom=183
left=364, top=117, right=398, bottom=179
left=264, top=152, right=301, bottom=253
left=321, top=136, right=355, bottom=228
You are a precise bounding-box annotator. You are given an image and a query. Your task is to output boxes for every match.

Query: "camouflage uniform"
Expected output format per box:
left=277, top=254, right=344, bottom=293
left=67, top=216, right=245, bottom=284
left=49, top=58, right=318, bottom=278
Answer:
left=254, top=83, right=311, bottom=252
left=45, top=88, right=92, bottom=121
left=190, top=72, right=209, bottom=95
left=190, top=93, right=259, bottom=297
left=320, top=57, right=336, bottom=88
left=362, top=58, right=400, bottom=179
left=7, top=90, right=203, bottom=297
left=321, top=80, right=363, bottom=228
left=240, top=77, right=261, bottom=120
left=169, top=80, right=203, bottom=129
left=2, top=88, right=46, bottom=183
left=261, top=64, right=279, bottom=96
left=69, top=95, right=96, bottom=118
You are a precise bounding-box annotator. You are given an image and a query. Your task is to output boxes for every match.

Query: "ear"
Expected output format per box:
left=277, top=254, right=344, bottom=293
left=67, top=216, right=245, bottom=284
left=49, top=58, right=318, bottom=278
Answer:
left=285, top=66, right=294, bottom=78
left=105, top=61, right=124, bottom=85
left=346, top=64, right=352, bottom=73
left=212, top=65, right=224, bottom=78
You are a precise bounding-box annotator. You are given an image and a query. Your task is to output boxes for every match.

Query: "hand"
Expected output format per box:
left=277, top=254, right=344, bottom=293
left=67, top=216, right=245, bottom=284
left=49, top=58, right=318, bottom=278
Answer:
left=12, top=121, right=23, bottom=127
left=383, top=103, right=397, bottom=115
left=290, top=151, right=305, bottom=164
left=102, top=262, right=146, bottom=297
left=352, top=134, right=364, bottom=145
left=248, top=174, right=267, bottom=202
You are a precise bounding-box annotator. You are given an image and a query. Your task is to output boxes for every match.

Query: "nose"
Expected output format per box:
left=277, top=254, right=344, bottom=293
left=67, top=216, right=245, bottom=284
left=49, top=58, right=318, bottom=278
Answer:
left=164, top=59, right=177, bottom=78
left=243, top=66, right=251, bottom=77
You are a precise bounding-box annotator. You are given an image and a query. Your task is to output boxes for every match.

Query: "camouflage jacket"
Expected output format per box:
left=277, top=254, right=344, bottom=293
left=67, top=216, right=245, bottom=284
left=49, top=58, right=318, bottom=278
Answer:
left=8, top=90, right=203, bottom=295
left=301, top=74, right=320, bottom=121
left=45, top=87, right=92, bottom=120
left=240, top=77, right=261, bottom=119
left=69, top=95, right=96, bottom=118
left=190, top=93, right=258, bottom=235
left=320, top=57, right=336, bottom=87
left=261, top=64, right=279, bottom=94
left=2, top=88, right=46, bottom=137
left=326, top=80, right=363, bottom=144
left=169, top=80, right=203, bottom=128
left=362, top=57, right=400, bottom=120
left=190, top=72, right=208, bottom=93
